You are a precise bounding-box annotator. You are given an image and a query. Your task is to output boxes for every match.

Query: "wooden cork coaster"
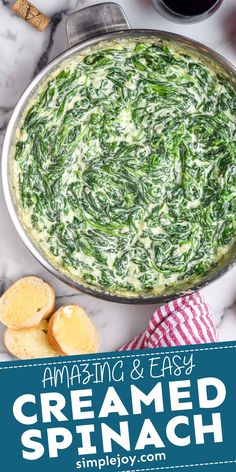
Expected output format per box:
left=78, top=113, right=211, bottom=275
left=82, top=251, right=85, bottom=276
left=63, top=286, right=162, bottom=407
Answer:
left=11, top=0, right=50, bottom=32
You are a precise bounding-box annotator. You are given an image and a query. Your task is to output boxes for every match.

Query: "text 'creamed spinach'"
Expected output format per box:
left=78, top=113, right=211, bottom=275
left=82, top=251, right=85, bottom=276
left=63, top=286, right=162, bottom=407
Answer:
left=13, top=39, right=236, bottom=296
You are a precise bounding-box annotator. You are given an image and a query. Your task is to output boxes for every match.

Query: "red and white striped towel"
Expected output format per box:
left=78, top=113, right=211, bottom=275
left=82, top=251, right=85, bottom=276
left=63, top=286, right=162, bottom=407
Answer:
left=119, top=292, right=217, bottom=351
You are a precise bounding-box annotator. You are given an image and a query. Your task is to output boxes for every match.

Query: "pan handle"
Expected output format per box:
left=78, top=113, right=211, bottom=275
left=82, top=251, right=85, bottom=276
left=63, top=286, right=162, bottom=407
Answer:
left=66, top=2, right=131, bottom=48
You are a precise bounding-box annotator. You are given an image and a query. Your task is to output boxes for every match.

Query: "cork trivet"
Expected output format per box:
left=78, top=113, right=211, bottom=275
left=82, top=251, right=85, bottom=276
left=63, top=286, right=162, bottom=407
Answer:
left=11, top=0, right=50, bottom=32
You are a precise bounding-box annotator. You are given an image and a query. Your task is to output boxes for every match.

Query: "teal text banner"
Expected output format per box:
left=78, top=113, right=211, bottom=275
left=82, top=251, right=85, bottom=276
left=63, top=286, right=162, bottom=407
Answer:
left=0, top=341, right=235, bottom=472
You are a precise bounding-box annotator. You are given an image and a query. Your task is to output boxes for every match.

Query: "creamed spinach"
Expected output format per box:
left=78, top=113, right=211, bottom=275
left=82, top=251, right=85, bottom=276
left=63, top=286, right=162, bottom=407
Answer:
left=13, top=39, right=236, bottom=296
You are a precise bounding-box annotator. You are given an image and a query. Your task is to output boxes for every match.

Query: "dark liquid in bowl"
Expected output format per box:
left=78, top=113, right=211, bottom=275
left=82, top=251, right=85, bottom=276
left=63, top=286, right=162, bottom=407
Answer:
left=161, top=0, right=219, bottom=15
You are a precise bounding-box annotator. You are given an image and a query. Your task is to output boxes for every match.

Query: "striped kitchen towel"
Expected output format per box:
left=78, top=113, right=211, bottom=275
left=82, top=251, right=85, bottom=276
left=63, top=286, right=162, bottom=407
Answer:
left=119, top=292, right=217, bottom=351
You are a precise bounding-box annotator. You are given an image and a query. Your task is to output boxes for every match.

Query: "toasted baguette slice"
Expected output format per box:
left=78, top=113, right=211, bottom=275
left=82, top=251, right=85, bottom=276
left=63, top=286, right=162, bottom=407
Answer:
left=48, top=305, right=99, bottom=356
left=4, top=320, right=60, bottom=359
left=0, top=276, right=55, bottom=329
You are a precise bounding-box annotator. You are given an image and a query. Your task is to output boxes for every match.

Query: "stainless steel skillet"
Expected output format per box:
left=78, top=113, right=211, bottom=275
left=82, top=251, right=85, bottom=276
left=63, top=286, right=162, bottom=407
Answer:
left=2, top=2, right=236, bottom=303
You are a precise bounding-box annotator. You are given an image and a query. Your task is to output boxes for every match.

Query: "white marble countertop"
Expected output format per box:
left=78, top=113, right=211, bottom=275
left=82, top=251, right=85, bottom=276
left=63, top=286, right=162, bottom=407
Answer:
left=1, top=0, right=236, bottom=360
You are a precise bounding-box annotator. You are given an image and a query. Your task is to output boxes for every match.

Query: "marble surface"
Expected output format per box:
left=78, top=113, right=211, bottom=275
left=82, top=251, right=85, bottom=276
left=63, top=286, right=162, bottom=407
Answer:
left=1, top=0, right=236, bottom=361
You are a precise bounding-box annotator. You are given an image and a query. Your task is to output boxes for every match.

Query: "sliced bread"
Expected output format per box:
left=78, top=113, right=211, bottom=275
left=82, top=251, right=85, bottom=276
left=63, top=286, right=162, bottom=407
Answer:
left=48, top=305, right=99, bottom=356
left=0, top=276, right=55, bottom=329
left=4, top=320, right=60, bottom=359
